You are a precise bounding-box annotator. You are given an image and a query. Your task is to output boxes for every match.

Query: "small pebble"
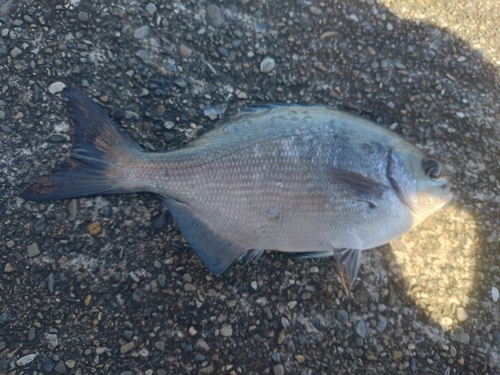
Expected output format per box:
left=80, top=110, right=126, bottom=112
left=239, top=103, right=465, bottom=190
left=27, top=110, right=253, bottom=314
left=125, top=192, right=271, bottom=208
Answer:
left=356, top=320, right=366, bottom=338
left=78, top=11, right=89, bottom=22
left=456, top=307, right=467, bottom=322
left=87, top=221, right=101, bottom=235
left=260, top=57, right=275, bottom=73
left=120, top=341, right=135, bottom=354
left=27, top=242, right=40, bottom=257
left=136, top=49, right=150, bottom=64
left=220, top=324, right=233, bottom=337
left=48, top=82, right=66, bottom=94
left=158, top=274, right=166, bottom=287
left=178, top=44, right=192, bottom=58
left=450, top=326, right=470, bottom=344
left=450, top=345, right=457, bottom=357
left=206, top=4, right=224, bottom=28
left=16, top=354, right=37, bottom=366
left=48, top=273, right=54, bottom=293
left=146, top=3, right=157, bottom=16
left=10, top=47, right=22, bottom=57
left=4, top=263, right=15, bottom=273
left=198, top=365, right=214, bottom=375
left=132, top=289, right=143, bottom=302
left=336, top=309, right=348, bottom=323
left=174, top=78, right=187, bottom=88
left=43, top=359, right=55, bottom=372
left=273, top=364, right=284, bottom=375
left=492, top=287, right=499, bottom=302
left=309, top=6, right=322, bottom=15
left=47, top=333, right=59, bottom=349
left=155, top=341, right=165, bottom=351
left=377, top=314, right=387, bottom=332
left=134, top=26, right=150, bottom=39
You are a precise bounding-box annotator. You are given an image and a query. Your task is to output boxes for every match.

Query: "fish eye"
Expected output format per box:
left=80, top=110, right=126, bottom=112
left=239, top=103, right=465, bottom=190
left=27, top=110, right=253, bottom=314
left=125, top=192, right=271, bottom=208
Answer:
left=422, top=158, right=441, bottom=179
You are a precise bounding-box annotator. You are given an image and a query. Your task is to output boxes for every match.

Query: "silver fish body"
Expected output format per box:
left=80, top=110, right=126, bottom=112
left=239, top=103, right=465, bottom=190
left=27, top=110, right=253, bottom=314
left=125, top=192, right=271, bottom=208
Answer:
left=22, top=88, right=452, bottom=284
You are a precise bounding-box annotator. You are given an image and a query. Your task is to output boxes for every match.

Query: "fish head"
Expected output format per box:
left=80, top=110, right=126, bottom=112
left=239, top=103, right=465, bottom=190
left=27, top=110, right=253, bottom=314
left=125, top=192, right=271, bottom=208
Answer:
left=387, top=147, right=453, bottom=224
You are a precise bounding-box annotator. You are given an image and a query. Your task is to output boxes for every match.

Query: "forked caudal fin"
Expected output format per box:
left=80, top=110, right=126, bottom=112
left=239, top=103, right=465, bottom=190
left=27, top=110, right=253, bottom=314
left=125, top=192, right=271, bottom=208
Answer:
left=20, top=87, right=142, bottom=202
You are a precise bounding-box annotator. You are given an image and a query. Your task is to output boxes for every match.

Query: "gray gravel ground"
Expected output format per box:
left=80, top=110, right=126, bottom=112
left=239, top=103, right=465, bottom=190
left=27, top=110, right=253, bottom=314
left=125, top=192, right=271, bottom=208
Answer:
left=1, top=0, right=500, bottom=374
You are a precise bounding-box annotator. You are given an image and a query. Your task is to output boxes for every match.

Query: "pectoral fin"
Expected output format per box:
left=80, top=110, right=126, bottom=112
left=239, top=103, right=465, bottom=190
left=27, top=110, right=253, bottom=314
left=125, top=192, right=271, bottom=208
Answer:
left=331, top=168, right=388, bottom=202
left=162, top=197, right=248, bottom=275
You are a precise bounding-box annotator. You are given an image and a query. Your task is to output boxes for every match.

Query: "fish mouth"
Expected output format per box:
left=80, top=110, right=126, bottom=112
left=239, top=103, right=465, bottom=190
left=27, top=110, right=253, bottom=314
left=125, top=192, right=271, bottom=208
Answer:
left=441, top=179, right=453, bottom=198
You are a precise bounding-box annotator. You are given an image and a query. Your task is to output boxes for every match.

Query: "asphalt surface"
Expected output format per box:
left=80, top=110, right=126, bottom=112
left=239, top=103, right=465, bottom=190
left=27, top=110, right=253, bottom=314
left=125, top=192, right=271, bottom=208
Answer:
left=1, top=0, right=500, bottom=374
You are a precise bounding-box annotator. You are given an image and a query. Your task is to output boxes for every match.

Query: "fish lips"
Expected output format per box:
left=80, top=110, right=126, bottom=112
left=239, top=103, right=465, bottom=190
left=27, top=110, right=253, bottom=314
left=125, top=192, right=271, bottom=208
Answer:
left=387, top=150, right=452, bottom=216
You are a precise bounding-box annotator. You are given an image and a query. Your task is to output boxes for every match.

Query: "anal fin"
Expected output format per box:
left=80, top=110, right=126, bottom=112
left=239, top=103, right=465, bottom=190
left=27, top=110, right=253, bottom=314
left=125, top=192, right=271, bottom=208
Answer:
left=290, top=249, right=362, bottom=291
left=290, top=250, right=335, bottom=260
left=162, top=197, right=248, bottom=275
left=334, top=248, right=361, bottom=290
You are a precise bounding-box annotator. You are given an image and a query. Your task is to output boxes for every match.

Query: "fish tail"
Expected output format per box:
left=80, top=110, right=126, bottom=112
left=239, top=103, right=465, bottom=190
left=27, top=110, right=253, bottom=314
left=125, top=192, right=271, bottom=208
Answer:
left=21, top=87, right=142, bottom=202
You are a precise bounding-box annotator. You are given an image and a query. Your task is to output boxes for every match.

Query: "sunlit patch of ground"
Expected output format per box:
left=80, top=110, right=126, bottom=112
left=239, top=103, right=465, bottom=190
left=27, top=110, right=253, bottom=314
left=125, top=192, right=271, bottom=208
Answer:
left=378, top=0, right=500, bottom=66
left=390, top=204, right=477, bottom=330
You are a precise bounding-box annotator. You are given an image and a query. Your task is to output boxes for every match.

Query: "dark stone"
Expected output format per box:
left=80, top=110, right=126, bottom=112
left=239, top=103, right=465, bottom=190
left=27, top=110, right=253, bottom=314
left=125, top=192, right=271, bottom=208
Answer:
left=34, top=216, right=46, bottom=232
left=33, top=85, right=42, bottom=103
left=174, top=78, right=187, bottom=88
left=143, top=307, right=153, bottom=317
left=217, top=46, right=229, bottom=57
left=1, top=125, right=12, bottom=133
left=493, top=330, right=500, bottom=345
left=153, top=213, right=166, bottom=229
left=164, top=131, right=175, bottom=143
left=410, top=357, right=417, bottom=373
left=111, top=108, right=124, bottom=119
left=0, top=313, right=8, bottom=324
left=181, top=342, right=192, bottom=353
left=298, top=334, right=306, bottom=345
left=54, top=360, right=66, bottom=373
left=43, top=358, right=56, bottom=372
left=47, top=134, right=66, bottom=143
left=336, top=309, right=348, bottom=323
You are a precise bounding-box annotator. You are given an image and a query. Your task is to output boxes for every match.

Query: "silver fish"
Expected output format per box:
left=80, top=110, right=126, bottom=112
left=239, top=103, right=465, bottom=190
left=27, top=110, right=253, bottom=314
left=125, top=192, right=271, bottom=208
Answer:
left=21, top=88, right=452, bottom=286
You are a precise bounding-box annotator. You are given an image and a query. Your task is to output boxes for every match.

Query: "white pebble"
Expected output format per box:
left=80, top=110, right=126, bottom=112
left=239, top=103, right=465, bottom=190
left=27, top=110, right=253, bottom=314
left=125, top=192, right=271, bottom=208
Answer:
left=492, top=287, right=499, bottom=302
left=16, top=354, right=37, bottom=366
left=456, top=307, right=467, bottom=322
left=251, top=281, right=258, bottom=290
left=260, top=57, right=275, bottom=73
left=386, top=22, right=393, bottom=31
left=48, top=82, right=66, bottom=94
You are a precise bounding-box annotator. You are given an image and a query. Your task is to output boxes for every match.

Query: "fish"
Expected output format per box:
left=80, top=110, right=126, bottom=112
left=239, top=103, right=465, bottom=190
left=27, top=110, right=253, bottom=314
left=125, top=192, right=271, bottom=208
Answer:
left=21, top=87, right=452, bottom=288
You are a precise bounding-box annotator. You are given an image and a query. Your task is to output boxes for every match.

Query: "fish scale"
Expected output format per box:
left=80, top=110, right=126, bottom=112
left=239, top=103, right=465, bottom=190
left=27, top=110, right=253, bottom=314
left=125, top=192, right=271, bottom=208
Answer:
left=21, top=88, right=452, bottom=287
